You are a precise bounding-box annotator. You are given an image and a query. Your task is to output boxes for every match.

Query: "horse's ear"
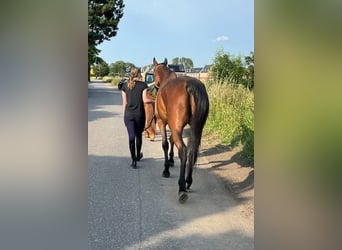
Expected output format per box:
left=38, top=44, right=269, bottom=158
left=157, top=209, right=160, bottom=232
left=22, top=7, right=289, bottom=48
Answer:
left=153, top=57, right=158, bottom=66
left=163, top=58, right=168, bottom=66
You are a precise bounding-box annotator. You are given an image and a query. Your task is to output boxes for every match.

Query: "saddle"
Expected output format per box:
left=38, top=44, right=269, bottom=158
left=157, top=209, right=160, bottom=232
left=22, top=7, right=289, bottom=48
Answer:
left=146, top=83, right=158, bottom=99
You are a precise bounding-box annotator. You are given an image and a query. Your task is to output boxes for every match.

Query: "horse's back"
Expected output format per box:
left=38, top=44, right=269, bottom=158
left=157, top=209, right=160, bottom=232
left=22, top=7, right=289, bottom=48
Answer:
left=156, top=76, right=208, bottom=128
left=161, top=76, right=204, bottom=92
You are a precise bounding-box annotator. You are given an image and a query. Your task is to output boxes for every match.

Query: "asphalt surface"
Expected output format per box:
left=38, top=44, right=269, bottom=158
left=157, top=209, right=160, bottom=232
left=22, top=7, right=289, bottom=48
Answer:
left=88, top=81, right=253, bottom=250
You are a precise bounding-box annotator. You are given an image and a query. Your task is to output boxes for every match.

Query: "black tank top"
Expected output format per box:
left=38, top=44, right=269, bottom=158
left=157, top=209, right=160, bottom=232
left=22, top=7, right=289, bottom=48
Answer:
left=122, top=80, right=147, bottom=119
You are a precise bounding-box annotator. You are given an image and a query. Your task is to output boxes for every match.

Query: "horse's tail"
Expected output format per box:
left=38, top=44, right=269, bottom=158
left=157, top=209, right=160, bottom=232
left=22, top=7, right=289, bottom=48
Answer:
left=186, top=78, right=210, bottom=166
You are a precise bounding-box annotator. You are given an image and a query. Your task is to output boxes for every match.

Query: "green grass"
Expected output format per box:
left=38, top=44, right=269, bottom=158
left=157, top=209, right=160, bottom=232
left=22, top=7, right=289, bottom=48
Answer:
left=204, top=81, right=254, bottom=161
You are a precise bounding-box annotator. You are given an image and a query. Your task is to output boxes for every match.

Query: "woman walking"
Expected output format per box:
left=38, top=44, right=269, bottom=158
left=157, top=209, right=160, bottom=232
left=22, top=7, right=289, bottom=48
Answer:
left=122, top=67, right=154, bottom=168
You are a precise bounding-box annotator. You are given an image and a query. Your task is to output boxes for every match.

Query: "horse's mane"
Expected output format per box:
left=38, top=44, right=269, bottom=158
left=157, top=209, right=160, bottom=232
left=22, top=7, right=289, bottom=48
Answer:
left=158, top=62, right=172, bottom=74
left=153, top=58, right=177, bottom=87
left=160, top=66, right=177, bottom=86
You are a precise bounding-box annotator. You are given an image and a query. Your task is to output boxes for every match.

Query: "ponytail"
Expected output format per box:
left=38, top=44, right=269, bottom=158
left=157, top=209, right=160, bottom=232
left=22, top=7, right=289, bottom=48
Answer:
left=127, top=67, right=142, bottom=90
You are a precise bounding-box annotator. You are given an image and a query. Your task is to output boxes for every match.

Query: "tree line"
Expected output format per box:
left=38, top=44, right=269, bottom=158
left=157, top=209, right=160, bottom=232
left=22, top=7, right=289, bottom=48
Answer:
left=91, top=60, right=134, bottom=78
left=92, top=51, right=254, bottom=90
left=91, top=58, right=194, bottom=79
left=88, top=1, right=254, bottom=90
left=88, top=0, right=125, bottom=80
left=211, top=48, right=254, bottom=90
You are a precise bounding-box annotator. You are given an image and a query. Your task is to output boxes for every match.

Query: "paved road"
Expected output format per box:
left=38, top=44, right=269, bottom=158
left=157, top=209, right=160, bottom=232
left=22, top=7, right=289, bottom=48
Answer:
left=88, top=81, right=253, bottom=250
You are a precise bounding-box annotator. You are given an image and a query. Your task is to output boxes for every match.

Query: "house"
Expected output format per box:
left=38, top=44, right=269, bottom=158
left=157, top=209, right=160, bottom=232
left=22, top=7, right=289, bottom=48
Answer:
left=141, top=63, right=213, bottom=82
left=168, top=64, right=186, bottom=72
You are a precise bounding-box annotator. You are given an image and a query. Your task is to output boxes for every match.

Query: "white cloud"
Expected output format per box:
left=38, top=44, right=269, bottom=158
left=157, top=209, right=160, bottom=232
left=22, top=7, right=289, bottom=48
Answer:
left=214, top=35, right=229, bottom=42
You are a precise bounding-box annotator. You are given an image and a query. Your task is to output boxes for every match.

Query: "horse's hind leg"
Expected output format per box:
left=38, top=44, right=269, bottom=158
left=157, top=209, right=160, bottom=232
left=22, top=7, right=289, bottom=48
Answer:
left=168, top=134, right=174, bottom=166
left=148, top=103, right=156, bottom=141
left=185, top=165, right=193, bottom=191
left=185, top=142, right=197, bottom=190
left=158, top=120, right=170, bottom=178
left=150, top=118, right=156, bottom=141
left=144, top=103, right=150, bottom=138
left=171, top=130, right=188, bottom=203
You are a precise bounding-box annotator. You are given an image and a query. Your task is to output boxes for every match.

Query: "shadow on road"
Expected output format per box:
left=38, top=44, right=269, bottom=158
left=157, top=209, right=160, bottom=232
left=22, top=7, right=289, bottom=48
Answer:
left=88, top=154, right=253, bottom=249
left=88, top=87, right=122, bottom=122
left=200, top=143, right=253, bottom=168
left=88, top=82, right=253, bottom=249
left=197, top=141, right=254, bottom=206
left=231, top=169, right=254, bottom=194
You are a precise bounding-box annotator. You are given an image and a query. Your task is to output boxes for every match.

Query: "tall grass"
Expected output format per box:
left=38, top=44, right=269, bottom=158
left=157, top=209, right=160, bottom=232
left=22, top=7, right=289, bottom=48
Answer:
left=110, top=76, right=122, bottom=87
left=204, top=80, right=254, bottom=161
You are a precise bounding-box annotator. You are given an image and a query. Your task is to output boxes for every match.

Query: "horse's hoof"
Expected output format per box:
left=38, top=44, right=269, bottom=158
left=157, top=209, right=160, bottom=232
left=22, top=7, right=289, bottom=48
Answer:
left=162, top=171, right=170, bottom=178
left=168, top=160, right=174, bottom=167
left=178, top=192, right=188, bottom=204
left=186, top=187, right=193, bottom=193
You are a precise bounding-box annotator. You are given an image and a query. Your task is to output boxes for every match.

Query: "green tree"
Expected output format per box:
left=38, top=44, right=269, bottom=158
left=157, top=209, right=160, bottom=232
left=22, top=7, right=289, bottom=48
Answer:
left=244, top=52, right=254, bottom=89
left=182, top=57, right=193, bottom=71
left=172, top=57, right=179, bottom=64
left=211, top=48, right=251, bottom=87
left=88, top=0, right=125, bottom=80
left=88, top=45, right=101, bottom=80
left=109, top=60, right=126, bottom=77
left=211, top=48, right=232, bottom=81
left=109, top=61, right=135, bottom=77
left=227, top=56, right=244, bottom=85
left=95, top=60, right=110, bottom=78
left=171, top=57, right=193, bottom=71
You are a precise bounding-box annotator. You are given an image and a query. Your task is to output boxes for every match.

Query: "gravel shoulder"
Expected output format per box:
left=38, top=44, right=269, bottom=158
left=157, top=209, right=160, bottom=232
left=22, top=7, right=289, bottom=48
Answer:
left=197, top=136, right=254, bottom=222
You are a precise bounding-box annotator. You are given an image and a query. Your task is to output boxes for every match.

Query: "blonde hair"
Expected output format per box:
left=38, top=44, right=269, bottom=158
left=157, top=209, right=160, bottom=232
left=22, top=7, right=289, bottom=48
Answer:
left=127, top=67, right=142, bottom=90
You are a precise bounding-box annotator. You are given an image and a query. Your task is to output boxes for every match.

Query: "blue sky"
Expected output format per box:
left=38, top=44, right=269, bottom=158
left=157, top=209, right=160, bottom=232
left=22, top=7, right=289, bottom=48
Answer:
left=98, top=0, right=254, bottom=68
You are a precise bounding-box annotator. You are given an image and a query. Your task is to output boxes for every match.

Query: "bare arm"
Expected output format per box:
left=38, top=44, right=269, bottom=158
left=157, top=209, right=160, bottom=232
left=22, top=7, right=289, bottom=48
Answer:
left=142, top=89, right=155, bottom=104
left=122, top=91, right=127, bottom=113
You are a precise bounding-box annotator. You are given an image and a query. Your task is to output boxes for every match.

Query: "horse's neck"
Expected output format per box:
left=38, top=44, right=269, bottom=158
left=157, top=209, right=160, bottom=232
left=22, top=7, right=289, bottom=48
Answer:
left=159, top=68, right=177, bottom=87
left=166, top=71, right=177, bottom=81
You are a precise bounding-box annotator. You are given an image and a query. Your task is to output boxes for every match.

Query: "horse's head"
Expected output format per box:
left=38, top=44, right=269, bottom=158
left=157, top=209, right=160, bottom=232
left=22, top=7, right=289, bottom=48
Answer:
left=153, top=57, right=175, bottom=87
left=153, top=57, right=167, bottom=67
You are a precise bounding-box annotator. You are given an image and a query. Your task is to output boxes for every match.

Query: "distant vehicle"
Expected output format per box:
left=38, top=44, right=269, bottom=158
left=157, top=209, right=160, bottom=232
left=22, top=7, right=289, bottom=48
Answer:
left=118, top=78, right=127, bottom=90
left=118, top=73, right=154, bottom=91
left=144, top=73, right=154, bottom=86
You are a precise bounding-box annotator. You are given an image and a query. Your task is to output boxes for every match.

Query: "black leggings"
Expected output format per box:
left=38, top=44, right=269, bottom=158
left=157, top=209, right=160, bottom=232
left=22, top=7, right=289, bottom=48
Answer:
left=124, top=115, right=145, bottom=160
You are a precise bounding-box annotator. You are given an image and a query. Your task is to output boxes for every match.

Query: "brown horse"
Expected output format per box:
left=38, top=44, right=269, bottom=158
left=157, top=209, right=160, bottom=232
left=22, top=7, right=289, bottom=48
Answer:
left=144, top=101, right=156, bottom=140
left=142, top=67, right=157, bottom=140
left=153, top=57, right=209, bottom=203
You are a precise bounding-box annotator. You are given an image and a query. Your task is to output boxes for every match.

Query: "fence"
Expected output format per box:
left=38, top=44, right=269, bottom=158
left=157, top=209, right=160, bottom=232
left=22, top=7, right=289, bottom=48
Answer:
left=175, top=72, right=211, bottom=82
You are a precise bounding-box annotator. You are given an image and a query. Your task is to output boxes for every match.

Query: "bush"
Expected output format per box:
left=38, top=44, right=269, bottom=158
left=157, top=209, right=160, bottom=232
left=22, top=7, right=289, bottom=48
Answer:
left=110, top=77, right=122, bottom=88
left=102, top=76, right=113, bottom=83
left=204, top=81, right=254, bottom=161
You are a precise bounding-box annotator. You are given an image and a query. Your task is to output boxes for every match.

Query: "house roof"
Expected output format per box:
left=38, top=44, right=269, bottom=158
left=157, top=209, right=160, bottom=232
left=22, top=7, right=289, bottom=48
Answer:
left=168, top=64, right=185, bottom=72
left=190, top=67, right=203, bottom=73
left=201, top=65, right=212, bottom=73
